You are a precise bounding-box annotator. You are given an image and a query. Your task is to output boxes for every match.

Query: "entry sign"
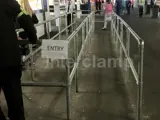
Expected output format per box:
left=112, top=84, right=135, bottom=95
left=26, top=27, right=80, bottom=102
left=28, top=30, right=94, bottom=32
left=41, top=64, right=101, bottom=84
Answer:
left=41, top=40, right=68, bottom=59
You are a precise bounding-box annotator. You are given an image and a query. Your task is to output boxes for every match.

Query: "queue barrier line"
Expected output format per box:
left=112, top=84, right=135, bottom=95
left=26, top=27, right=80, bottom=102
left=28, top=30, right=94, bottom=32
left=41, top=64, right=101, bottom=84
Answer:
left=110, top=13, right=144, bottom=120
left=94, top=11, right=144, bottom=120
left=19, top=10, right=94, bottom=120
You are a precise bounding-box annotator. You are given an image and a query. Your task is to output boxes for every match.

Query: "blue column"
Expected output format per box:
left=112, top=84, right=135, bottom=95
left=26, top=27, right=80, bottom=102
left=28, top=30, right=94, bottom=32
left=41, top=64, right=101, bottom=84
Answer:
left=88, top=0, right=91, bottom=13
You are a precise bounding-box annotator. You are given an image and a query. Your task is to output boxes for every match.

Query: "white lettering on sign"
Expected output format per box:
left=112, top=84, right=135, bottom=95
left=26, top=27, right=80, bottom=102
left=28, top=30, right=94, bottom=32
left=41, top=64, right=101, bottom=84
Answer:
left=41, top=40, right=68, bottom=59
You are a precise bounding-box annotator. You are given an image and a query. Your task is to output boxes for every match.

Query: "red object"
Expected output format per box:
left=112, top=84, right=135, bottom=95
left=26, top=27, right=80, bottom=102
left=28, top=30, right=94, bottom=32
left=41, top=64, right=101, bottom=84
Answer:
left=90, top=0, right=94, bottom=3
left=131, top=0, right=134, bottom=5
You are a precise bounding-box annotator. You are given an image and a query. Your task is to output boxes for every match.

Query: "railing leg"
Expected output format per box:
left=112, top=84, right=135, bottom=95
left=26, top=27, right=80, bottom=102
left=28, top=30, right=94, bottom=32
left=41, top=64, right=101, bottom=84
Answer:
left=59, top=16, right=61, bottom=40
left=75, top=34, right=79, bottom=93
left=66, top=14, right=69, bottom=36
left=125, top=29, right=130, bottom=83
left=137, top=42, right=144, bottom=120
left=119, top=22, right=123, bottom=71
left=71, top=13, right=73, bottom=32
left=46, top=22, right=50, bottom=39
left=29, top=44, right=36, bottom=81
left=66, top=59, right=71, bottom=120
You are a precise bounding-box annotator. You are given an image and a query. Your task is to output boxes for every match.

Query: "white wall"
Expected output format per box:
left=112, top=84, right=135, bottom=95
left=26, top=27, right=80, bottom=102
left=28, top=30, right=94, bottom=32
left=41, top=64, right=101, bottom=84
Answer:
left=35, top=11, right=52, bottom=38
left=35, top=0, right=52, bottom=38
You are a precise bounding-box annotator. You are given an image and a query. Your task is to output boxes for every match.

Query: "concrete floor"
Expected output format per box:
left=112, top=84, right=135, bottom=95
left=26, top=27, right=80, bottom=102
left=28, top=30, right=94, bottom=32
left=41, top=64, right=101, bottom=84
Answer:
left=1, top=17, right=133, bottom=120
left=122, top=9, right=160, bottom=120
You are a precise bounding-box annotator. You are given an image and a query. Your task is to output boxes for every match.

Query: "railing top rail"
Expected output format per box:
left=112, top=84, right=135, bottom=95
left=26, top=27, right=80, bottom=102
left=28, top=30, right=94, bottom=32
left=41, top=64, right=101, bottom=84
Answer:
left=113, top=13, right=144, bottom=45
left=67, top=12, right=93, bottom=42
left=21, top=11, right=93, bottom=62
left=16, top=11, right=73, bottom=33
left=16, top=10, right=91, bottom=33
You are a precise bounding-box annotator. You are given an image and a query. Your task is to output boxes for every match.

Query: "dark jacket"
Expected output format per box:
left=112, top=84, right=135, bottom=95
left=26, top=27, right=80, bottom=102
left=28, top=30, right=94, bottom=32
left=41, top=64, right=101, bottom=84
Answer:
left=16, top=13, right=39, bottom=39
left=126, top=0, right=131, bottom=8
left=0, top=0, right=37, bottom=67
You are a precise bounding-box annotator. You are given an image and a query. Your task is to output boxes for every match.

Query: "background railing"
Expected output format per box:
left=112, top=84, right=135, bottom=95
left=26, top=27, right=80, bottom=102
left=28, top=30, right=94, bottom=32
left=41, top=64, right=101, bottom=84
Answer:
left=111, top=13, right=144, bottom=120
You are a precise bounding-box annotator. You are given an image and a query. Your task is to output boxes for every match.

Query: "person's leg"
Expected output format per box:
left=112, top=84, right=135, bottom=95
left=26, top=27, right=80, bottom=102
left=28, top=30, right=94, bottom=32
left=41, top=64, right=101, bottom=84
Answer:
left=141, top=6, right=143, bottom=16
left=99, top=2, right=101, bottom=10
left=67, top=14, right=71, bottom=32
left=139, top=6, right=143, bottom=17
left=139, top=6, right=141, bottom=16
left=128, top=7, right=130, bottom=14
left=116, top=7, right=119, bottom=15
left=1, top=66, right=25, bottom=120
left=127, top=7, right=129, bottom=14
left=71, top=13, right=74, bottom=29
left=95, top=2, right=98, bottom=13
left=67, top=14, right=70, bottom=27
left=102, top=15, right=107, bottom=29
left=99, top=2, right=101, bottom=14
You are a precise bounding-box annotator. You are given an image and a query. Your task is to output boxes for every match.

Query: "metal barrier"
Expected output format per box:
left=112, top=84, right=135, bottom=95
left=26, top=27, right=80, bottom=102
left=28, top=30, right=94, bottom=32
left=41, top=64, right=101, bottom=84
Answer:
left=110, top=13, right=144, bottom=120
left=18, top=11, right=81, bottom=81
left=17, top=10, right=144, bottom=120
left=18, top=11, right=94, bottom=120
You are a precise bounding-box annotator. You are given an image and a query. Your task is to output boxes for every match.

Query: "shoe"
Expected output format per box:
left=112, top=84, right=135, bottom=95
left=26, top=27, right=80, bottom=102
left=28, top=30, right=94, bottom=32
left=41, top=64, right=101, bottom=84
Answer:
left=102, top=28, right=106, bottom=30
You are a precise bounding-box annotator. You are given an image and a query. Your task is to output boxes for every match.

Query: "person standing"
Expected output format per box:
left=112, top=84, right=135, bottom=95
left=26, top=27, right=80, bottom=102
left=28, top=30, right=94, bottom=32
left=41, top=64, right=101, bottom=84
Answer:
left=66, top=0, right=75, bottom=32
left=18, top=0, right=39, bottom=26
left=115, top=0, right=122, bottom=15
left=16, top=0, right=39, bottom=68
left=121, top=0, right=126, bottom=15
left=126, top=0, right=131, bottom=14
left=131, top=0, right=134, bottom=9
left=139, top=0, right=144, bottom=17
left=102, top=0, right=113, bottom=30
left=0, top=0, right=37, bottom=120
left=96, top=0, right=102, bottom=14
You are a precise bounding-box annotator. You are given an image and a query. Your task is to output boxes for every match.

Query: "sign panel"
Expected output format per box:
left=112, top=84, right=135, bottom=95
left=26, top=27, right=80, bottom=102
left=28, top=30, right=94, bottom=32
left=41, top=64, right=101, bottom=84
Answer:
left=41, top=40, right=68, bottom=59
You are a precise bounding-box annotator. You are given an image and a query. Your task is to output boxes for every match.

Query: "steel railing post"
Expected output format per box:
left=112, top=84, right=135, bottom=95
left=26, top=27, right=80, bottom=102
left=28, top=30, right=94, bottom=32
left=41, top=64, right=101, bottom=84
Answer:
left=137, top=41, right=144, bottom=120
left=92, top=12, right=95, bottom=32
left=71, top=13, right=73, bottom=32
left=115, top=17, right=119, bottom=54
left=86, top=18, right=89, bottom=33
left=126, top=29, right=130, bottom=56
left=29, top=44, right=35, bottom=81
left=119, top=22, right=123, bottom=70
left=82, top=25, right=85, bottom=45
left=66, top=36, right=71, bottom=119
left=75, top=33, right=79, bottom=92
left=46, top=21, right=50, bottom=39
left=59, top=16, right=61, bottom=40
left=111, top=16, right=113, bottom=38
left=66, top=59, right=71, bottom=120
left=66, top=13, right=69, bottom=36
left=125, top=29, right=130, bottom=83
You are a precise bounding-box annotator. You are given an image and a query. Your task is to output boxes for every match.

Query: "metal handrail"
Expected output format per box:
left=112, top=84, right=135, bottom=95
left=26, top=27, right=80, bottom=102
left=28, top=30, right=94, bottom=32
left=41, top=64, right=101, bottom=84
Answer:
left=21, top=11, right=94, bottom=120
left=16, top=11, right=74, bottom=33
left=111, top=12, right=144, bottom=120
left=51, top=21, right=76, bottom=39
left=21, top=10, right=92, bottom=62
left=113, top=23, right=139, bottom=84
left=67, top=19, right=88, bottom=42
left=113, top=13, right=143, bottom=45
left=16, top=10, right=90, bottom=33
